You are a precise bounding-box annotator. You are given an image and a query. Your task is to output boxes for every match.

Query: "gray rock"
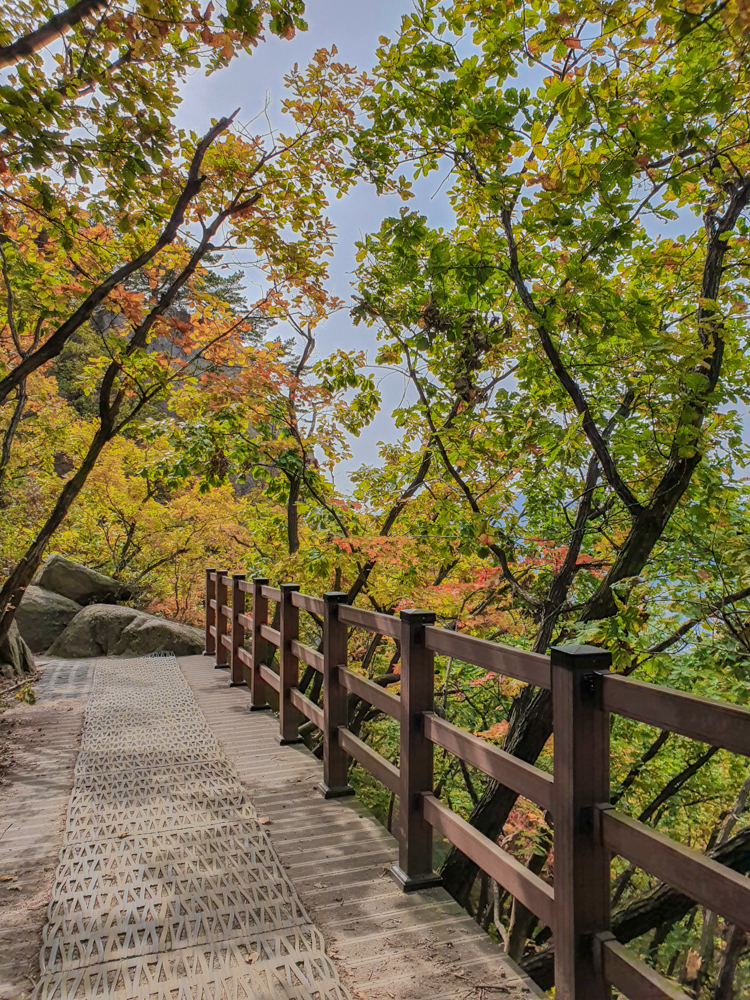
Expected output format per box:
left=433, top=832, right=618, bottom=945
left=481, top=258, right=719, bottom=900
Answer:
left=35, top=553, right=129, bottom=605
left=15, top=585, right=82, bottom=653
left=48, top=604, right=203, bottom=658
left=0, top=621, right=35, bottom=680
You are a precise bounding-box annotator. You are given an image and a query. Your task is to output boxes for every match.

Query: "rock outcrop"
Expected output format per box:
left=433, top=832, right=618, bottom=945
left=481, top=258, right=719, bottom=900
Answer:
left=16, top=585, right=82, bottom=653
left=0, top=621, right=35, bottom=679
left=34, top=554, right=129, bottom=606
left=48, top=605, right=203, bottom=658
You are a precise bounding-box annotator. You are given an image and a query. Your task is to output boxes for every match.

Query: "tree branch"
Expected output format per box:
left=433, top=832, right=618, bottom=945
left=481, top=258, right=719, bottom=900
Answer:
left=0, top=0, right=108, bottom=69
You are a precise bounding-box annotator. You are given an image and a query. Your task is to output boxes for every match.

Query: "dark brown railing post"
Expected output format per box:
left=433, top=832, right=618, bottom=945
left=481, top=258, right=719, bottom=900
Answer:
left=250, top=577, right=270, bottom=710
left=204, top=567, right=216, bottom=656
left=215, top=570, right=229, bottom=669
left=278, top=583, right=302, bottom=745
left=551, top=643, right=612, bottom=1000
left=319, top=592, right=353, bottom=799
left=392, top=608, right=442, bottom=892
left=230, top=573, right=246, bottom=687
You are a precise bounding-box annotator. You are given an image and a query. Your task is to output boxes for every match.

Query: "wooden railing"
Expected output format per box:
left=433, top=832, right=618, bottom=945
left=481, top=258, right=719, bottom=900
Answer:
left=204, top=568, right=750, bottom=1000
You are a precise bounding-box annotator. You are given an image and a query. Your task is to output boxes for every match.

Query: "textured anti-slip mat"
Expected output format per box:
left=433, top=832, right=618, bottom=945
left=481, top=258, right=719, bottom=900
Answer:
left=33, top=654, right=352, bottom=1000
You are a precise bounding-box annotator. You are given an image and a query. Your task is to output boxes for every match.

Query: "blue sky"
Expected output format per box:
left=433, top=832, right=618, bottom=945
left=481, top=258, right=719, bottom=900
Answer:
left=177, top=1, right=448, bottom=488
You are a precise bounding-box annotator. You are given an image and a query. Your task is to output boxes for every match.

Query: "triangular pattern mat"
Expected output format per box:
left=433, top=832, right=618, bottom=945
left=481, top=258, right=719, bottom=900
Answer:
left=34, top=654, right=352, bottom=999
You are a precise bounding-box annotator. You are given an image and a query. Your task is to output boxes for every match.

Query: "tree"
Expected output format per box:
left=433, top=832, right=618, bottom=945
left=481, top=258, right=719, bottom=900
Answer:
left=0, top=45, right=371, bottom=643
left=352, top=0, right=750, bottom=936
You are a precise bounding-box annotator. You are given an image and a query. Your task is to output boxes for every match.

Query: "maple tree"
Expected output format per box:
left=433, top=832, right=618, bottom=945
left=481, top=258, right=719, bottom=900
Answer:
left=0, top=18, right=373, bottom=644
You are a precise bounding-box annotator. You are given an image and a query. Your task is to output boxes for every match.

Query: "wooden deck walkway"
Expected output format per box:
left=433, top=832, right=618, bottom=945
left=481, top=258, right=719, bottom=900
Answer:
left=180, top=653, right=542, bottom=1000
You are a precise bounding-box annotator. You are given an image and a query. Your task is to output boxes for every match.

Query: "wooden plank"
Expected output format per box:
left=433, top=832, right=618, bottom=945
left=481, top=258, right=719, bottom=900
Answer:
left=424, top=627, right=551, bottom=689
left=237, top=579, right=253, bottom=593
left=291, top=639, right=323, bottom=673
left=220, top=634, right=232, bottom=650
left=237, top=646, right=251, bottom=667
left=338, top=605, right=401, bottom=639
left=209, top=599, right=218, bottom=610
left=322, top=593, right=351, bottom=797
left=260, top=624, right=281, bottom=647
left=215, top=572, right=229, bottom=669
left=596, top=933, right=689, bottom=999
left=338, top=667, right=400, bottom=719
left=423, top=714, right=553, bottom=813
left=259, top=663, right=280, bottom=693
left=602, top=674, right=750, bottom=758
left=261, top=585, right=282, bottom=602
left=221, top=604, right=232, bottom=618
left=421, top=793, right=555, bottom=929
left=290, top=688, right=323, bottom=730
left=600, top=807, right=750, bottom=931
left=278, top=584, right=302, bottom=743
left=251, top=577, right=270, bottom=709
left=337, top=727, right=400, bottom=794
left=204, top=567, right=216, bottom=656
left=291, top=592, right=325, bottom=615
left=238, top=612, right=253, bottom=629
left=230, top=574, right=246, bottom=686
left=209, top=625, right=217, bottom=637
left=552, top=645, right=612, bottom=1000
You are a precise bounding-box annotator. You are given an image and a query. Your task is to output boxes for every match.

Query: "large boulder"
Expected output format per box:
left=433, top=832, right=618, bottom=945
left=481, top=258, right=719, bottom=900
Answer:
left=0, top=621, right=35, bottom=680
left=35, top=553, right=129, bottom=605
left=48, top=605, right=203, bottom=658
left=15, top=585, right=82, bottom=653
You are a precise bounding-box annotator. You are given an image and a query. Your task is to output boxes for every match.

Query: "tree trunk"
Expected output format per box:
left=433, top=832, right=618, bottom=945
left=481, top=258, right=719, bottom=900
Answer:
left=0, top=422, right=111, bottom=644
left=712, top=925, right=749, bottom=1000
left=522, top=824, right=750, bottom=990
left=287, top=474, right=300, bottom=554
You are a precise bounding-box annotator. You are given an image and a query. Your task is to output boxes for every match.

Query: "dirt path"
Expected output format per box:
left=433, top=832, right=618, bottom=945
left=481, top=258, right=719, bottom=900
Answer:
left=0, top=660, right=94, bottom=1000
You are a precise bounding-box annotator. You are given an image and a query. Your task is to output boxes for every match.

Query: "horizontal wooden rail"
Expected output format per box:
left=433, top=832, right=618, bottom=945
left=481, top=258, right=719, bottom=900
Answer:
left=290, top=688, right=323, bottom=730
left=424, top=627, right=551, bottom=689
left=206, top=567, right=750, bottom=999
left=596, top=933, right=689, bottom=1000
left=338, top=667, right=400, bottom=719
left=337, top=727, right=400, bottom=794
left=338, top=604, right=401, bottom=639
left=291, top=592, right=325, bottom=615
left=291, top=639, right=323, bottom=673
left=259, top=624, right=281, bottom=646
left=602, top=674, right=750, bottom=758
left=422, top=792, right=555, bottom=929
left=423, top=713, right=554, bottom=814
left=259, top=663, right=280, bottom=693
left=600, top=807, right=750, bottom=931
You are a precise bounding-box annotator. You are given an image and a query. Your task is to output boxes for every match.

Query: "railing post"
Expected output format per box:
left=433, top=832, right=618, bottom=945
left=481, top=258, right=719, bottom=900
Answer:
left=250, top=577, right=271, bottom=711
left=230, top=573, right=247, bottom=687
left=278, top=583, right=302, bottom=745
left=551, top=643, right=612, bottom=1000
left=391, top=608, right=441, bottom=892
left=215, top=570, right=229, bottom=669
left=319, top=592, right=354, bottom=799
left=204, top=567, right=216, bottom=656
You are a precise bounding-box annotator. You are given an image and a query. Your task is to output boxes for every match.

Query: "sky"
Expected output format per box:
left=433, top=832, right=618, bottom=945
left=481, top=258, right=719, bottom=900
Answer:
left=177, top=1, right=447, bottom=490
